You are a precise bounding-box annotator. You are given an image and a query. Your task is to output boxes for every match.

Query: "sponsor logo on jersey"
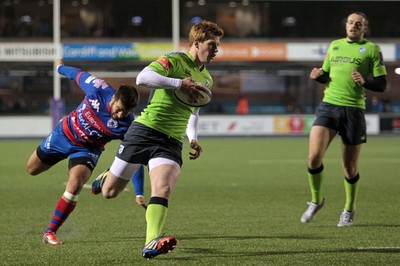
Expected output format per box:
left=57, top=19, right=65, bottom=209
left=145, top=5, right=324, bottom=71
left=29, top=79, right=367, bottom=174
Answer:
left=156, top=57, right=172, bottom=71
left=359, top=47, right=366, bottom=54
left=330, top=56, right=362, bottom=65
left=77, top=108, right=102, bottom=139
left=45, top=133, right=52, bottom=149
left=89, top=99, right=100, bottom=112
left=93, top=78, right=108, bottom=89
left=84, top=111, right=102, bottom=131
left=118, top=144, right=125, bottom=154
left=107, top=118, right=118, bottom=129
left=85, top=75, right=109, bottom=89
left=86, top=161, right=94, bottom=169
left=88, top=152, right=99, bottom=160
left=205, top=79, right=211, bottom=89
left=85, top=76, right=95, bottom=84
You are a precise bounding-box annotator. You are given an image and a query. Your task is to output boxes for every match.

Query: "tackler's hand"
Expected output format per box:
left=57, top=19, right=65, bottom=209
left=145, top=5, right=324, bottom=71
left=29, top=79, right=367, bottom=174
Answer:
left=56, top=58, right=64, bottom=67
left=135, top=195, right=147, bottom=209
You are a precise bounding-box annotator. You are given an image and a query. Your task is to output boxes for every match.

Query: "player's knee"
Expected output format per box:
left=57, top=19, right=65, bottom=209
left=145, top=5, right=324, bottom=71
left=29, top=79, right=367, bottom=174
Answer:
left=344, top=169, right=358, bottom=180
left=342, top=163, right=358, bottom=178
left=102, top=189, right=118, bottom=199
left=102, top=193, right=115, bottom=199
left=26, top=165, right=40, bottom=176
left=154, top=183, right=172, bottom=198
left=307, top=155, right=322, bottom=170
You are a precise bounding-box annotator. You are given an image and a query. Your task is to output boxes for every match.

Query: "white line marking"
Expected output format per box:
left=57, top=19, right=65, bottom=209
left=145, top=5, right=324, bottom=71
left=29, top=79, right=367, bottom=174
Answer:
left=357, top=247, right=400, bottom=250
left=249, top=158, right=400, bottom=165
left=62, top=182, right=130, bottom=192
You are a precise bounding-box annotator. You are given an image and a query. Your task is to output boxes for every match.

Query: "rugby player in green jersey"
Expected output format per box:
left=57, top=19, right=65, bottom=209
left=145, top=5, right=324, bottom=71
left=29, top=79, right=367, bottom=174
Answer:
left=92, top=20, right=224, bottom=259
left=301, top=12, right=387, bottom=227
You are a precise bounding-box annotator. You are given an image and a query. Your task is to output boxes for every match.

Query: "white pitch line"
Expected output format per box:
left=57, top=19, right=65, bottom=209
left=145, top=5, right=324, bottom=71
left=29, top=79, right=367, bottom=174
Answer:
left=357, top=247, right=400, bottom=250
left=249, top=159, right=305, bottom=164
left=249, top=158, right=400, bottom=165
left=62, top=182, right=130, bottom=192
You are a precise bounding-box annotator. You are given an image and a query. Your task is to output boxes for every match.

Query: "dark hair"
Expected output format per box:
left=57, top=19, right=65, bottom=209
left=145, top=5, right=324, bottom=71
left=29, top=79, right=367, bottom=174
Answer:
left=114, top=85, right=140, bottom=111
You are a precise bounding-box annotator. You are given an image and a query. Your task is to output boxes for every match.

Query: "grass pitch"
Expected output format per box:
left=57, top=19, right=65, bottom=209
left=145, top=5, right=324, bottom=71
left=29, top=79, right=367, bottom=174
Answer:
left=0, top=136, right=399, bottom=265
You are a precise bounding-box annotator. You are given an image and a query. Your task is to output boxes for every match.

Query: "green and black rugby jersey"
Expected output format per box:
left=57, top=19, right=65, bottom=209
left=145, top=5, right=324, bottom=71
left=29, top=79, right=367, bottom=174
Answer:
left=321, top=38, right=387, bottom=108
left=135, top=52, right=213, bottom=141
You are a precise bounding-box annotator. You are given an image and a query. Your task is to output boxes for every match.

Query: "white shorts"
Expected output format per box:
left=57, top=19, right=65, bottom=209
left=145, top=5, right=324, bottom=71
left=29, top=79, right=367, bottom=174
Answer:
left=110, top=156, right=180, bottom=180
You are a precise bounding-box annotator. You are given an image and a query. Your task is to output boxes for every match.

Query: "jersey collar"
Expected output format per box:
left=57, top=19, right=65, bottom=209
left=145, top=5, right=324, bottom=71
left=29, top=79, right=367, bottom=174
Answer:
left=346, top=38, right=367, bottom=44
left=184, top=52, right=205, bottom=71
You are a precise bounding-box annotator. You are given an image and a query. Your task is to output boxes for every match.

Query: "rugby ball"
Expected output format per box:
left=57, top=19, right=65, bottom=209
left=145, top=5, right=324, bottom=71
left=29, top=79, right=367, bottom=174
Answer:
left=173, top=87, right=212, bottom=107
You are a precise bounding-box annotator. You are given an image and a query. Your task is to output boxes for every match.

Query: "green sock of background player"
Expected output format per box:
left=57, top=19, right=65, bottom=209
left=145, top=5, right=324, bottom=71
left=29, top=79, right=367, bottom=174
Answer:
left=307, top=164, right=324, bottom=204
left=145, top=197, right=168, bottom=244
left=343, top=173, right=360, bottom=211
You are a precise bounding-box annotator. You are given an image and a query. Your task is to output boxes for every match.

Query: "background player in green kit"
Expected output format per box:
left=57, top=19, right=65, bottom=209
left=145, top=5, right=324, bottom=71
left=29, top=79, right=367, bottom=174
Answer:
left=92, top=20, right=224, bottom=259
left=301, top=12, right=387, bottom=226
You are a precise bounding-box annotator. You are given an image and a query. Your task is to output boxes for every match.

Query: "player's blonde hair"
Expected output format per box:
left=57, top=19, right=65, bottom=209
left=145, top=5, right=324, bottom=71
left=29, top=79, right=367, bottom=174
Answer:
left=349, top=11, right=369, bottom=26
left=188, top=20, right=224, bottom=46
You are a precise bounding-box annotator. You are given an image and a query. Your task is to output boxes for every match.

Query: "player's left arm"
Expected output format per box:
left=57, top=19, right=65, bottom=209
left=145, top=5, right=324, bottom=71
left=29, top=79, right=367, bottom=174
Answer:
left=352, top=70, right=386, bottom=92
left=186, top=108, right=203, bottom=160
left=360, top=75, right=387, bottom=92
left=56, top=58, right=85, bottom=81
left=352, top=46, right=387, bottom=92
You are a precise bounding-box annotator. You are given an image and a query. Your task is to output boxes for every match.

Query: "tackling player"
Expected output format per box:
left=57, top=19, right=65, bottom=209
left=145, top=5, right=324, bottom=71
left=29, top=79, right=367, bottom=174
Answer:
left=91, top=20, right=224, bottom=259
left=26, top=58, right=144, bottom=245
left=301, top=12, right=387, bottom=226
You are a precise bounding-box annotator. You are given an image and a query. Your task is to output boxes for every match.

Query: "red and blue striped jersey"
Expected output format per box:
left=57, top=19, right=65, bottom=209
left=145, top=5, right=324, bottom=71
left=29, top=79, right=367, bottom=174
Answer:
left=58, top=65, right=133, bottom=149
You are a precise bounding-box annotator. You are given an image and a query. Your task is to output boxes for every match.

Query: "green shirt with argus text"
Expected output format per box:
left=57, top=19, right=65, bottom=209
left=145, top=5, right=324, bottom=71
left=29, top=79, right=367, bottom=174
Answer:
left=135, top=52, right=213, bottom=141
left=321, top=38, right=387, bottom=108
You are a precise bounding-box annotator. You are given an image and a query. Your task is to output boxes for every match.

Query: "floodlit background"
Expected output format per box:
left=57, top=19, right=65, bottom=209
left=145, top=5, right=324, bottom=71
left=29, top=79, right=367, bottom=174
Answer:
left=0, top=0, right=399, bottom=125
left=0, top=2, right=399, bottom=264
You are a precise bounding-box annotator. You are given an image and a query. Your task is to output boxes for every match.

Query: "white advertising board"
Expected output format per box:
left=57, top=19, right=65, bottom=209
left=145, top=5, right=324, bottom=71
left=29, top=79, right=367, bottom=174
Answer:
left=0, top=115, right=379, bottom=138
left=0, top=43, right=56, bottom=62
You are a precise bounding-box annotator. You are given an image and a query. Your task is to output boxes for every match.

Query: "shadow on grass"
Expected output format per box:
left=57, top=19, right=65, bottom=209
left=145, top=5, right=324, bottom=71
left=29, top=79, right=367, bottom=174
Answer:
left=176, top=247, right=400, bottom=258
left=355, top=223, right=400, bottom=228
left=179, top=234, right=329, bottom=241
left=171, top=234, right=400, bottom=259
